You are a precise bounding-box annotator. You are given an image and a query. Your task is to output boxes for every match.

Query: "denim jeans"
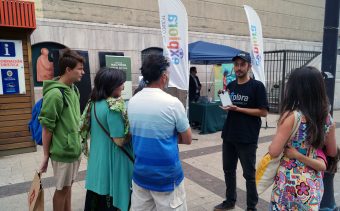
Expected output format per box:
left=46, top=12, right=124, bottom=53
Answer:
left=320, top=172, right=337, bottom=211
left=222, top=141, right=258, bottom=209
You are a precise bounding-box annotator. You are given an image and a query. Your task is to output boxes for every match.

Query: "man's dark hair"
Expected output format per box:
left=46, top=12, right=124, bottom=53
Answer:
left=190, top=66, right=197, bottom=73
left=133, top=78, right=146, bottom=95
left=59, top=48, right=85, bottom=75
left=140, top=54, right=169, bottom=84
left=90, top=67, right=126, bottom=101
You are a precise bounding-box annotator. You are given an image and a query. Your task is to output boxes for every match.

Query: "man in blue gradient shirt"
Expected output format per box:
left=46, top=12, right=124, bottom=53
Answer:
left=128, top=54, right=192, bottom=211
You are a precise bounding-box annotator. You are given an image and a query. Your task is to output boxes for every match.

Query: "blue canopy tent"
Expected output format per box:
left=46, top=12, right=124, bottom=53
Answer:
left=188, top=41, right=242, bottom=96
left=189, top=41, right=242, bottom=64
left=188, top=41, right=272, bottom=129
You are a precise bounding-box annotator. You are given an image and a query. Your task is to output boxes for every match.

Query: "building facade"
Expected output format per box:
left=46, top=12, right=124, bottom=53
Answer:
left=0, top=0, right=36, bottom=155
left=30, top=0, right=340, bottom=108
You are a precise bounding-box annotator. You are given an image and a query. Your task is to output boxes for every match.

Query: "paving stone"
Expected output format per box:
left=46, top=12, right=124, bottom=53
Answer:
left=0, top=111, right=339, bottom=210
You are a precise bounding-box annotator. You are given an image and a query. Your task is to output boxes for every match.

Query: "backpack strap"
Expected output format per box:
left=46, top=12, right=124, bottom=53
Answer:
left=57, top=88, right=68, bottom=107
left=72, top=85, right=80, bottom=99
left=55, top=85, right=79, bottom=107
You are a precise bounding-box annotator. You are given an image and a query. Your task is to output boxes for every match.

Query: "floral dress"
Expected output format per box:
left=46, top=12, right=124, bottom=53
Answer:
left=270, top=113, right=333, bottom=211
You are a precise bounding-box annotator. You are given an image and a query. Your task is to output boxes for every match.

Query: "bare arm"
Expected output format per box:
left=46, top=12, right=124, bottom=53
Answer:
left=285, top=146, right=326, bottom=171
left=324, top=123, right=337, bottom=157
left=236, top=107, right=268, bottom=117
left=223, top=78, right=227, bottom=87
left=220, top=105, right=268, bottom=117
left=268, top=112, right=295, bottom=158
left=39, top=126, right=52, bottom=173
left=178, top=128, right=192, bottom=145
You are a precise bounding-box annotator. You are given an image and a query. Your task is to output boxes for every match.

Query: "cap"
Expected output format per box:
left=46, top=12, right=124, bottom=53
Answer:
left=232, top=52, right=251, bottom=63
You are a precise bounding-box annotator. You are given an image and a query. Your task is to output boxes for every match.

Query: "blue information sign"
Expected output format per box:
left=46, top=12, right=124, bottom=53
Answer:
left=1, top=69, right=19, bottom=94
left=0, top=41, right=16, bottom=57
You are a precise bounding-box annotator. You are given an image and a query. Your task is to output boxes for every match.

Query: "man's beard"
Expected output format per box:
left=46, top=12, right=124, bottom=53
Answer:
left=236, top=72, right=247, bottom=79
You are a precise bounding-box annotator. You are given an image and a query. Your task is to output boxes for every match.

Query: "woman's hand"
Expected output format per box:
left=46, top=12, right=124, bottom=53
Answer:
left=284, top=146, right=301, bottom=159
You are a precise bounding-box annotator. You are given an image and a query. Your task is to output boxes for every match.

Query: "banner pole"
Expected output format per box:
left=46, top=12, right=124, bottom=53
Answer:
left=186, top=61, right=190, bottom=115
left=206, top=63, right=208, bottom=98
left=262, top=116, right=275, bottom=129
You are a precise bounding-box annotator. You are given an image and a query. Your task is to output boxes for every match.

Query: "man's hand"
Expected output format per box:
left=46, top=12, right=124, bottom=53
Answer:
left=219, top=105, right=238, bottom=111
left=39, top=155, right=49, bottom=173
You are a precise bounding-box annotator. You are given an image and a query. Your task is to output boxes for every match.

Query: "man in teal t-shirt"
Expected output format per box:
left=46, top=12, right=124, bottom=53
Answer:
left=38, top=49, right=84, bottom=211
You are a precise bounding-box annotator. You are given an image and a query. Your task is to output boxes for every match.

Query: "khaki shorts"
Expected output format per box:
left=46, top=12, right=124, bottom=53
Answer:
left=131, top=180, right=187, bottom=211
left=51, top=159, right=81, bottom=190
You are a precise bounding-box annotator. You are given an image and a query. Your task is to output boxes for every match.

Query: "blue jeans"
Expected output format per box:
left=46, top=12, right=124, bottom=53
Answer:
left=320, top=172, right=337, bottom=211
left=222, top=141, right=258, bottom=209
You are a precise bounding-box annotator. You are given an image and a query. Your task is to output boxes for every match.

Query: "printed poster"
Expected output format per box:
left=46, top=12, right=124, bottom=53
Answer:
left=1, top=69, right=19, bottom=94
left=105, top=56, right=132, bottom=100
left=213, top=64, right=235, bottom=100
left=0, top=39, right=26, bottom=94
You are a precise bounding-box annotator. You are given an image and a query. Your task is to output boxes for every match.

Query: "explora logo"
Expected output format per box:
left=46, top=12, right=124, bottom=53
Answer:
left=165, top=15, right=184, bottom=65
left=250, top=25, right=261, bottom=66
left=230, top=92, right=249, bottom=102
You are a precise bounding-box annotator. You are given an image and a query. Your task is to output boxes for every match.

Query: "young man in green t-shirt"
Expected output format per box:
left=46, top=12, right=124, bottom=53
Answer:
left=39, top=48, right=84, bottom=211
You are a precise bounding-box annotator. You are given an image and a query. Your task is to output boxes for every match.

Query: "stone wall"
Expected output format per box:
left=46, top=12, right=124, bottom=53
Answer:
left=31, top=19, right=325, bottom=106
left=34, top=0, right=325, bottom=42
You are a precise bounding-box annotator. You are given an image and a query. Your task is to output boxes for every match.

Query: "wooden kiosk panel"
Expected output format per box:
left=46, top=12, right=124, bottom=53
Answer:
left=0, top=0, right=36, bottom=156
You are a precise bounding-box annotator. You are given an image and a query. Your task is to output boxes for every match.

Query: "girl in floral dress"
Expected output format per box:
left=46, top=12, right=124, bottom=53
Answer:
left=268, top=66, right=337, bottom=211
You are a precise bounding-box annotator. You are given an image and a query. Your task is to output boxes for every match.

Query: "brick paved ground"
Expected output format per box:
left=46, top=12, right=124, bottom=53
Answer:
left=0, top=111, right=339, bottom=210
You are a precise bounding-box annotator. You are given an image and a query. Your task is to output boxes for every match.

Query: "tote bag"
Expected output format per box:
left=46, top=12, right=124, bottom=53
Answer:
left=28, top=171, right=44, bottom=211
left=256, top=111, right=301, bottom=194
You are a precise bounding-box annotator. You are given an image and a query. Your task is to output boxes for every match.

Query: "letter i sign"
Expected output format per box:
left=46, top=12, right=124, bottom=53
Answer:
left=0, top=41, right=16, bottom=57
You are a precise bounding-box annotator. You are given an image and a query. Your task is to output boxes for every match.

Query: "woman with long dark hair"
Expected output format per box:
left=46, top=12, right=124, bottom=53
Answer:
left=80, top=67, right=133, bottom=211
left=268, top=66, right=337, bottom=210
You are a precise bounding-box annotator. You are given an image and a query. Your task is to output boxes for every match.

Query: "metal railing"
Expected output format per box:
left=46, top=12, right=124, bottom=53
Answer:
left=264, top=50, right=320, bottom=113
